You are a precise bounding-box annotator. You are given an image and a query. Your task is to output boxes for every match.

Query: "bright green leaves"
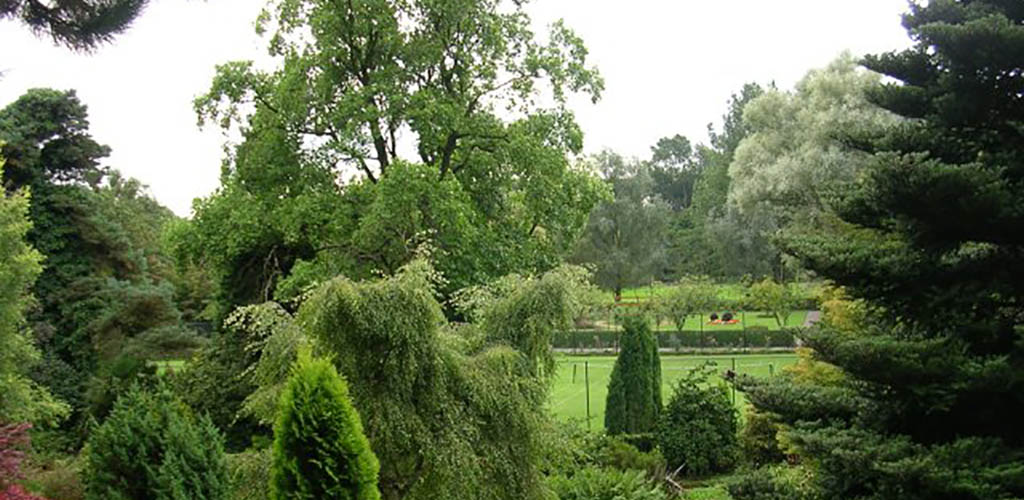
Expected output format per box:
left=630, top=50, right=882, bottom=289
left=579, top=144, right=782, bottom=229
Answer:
left=271, top=354, right=381, bottom=500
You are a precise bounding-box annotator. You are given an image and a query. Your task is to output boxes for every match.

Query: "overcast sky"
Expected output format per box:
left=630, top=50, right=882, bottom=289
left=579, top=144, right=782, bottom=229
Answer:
left=0, top=0, right=913, bottom=217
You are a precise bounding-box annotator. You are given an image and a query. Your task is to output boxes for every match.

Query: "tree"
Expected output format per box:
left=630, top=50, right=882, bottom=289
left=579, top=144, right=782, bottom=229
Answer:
left=0, top=157, right=66, bottom=425
left=236, top=261, right=590, bottom=500
left=271, top=353, right=380, bottom=500
left=649, top=134, right=701, bottom=211
left=83, top=384, right=229, bottom=500
left=671, top=83, right=771, bottom=279
left=727, top=54, right=900, bottom=228
left=747, top=278, right=797, bottom=328
left=658, top=276, right=716, bottom=344
left=2, top=89, right=186, bottom=445
left=604, top=315, right=661, bottom=436
left=0, top=0, right=146, bottom=50
left=573, top=152, right=670, bottom=297
left=184, top=0, right=606, bottom=307
left=737, top=1, right=1024, bottom=498
left=657, top=363, right=738, bottom=477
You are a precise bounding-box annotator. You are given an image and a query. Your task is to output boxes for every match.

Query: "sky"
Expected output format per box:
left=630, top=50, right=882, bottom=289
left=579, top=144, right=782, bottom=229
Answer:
left=0, top=0, right=913, bottom=217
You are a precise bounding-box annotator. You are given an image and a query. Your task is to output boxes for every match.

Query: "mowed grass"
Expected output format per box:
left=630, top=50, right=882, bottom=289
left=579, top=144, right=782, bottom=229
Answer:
left=549, top=354, right=798, bottom=425
left=151, top=359, right=186, bottom=375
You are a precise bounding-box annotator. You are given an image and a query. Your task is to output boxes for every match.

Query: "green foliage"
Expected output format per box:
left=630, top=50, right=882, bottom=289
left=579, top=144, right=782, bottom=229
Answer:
left=2, top=90, right=185, bottom=447
left=239, top=260, right=584, bottom=500
left=547, top=467, right=666, bottom=500
left=727, top=54, right=899, bottom=227
left=186, top=0, right=607, bottom=310
left=739, top=2, right=1024, bottom=498
left=747, top=279, right=798, bottom=328
left=727, top=465, right=820, bottom=500
left=227, top=449, right=271, bottom=500
left=0, top=0, right=144, bottom=50
left=605, top=315, right=661, bottom=435
left=657, top=363, right=738, bottom=477
left=659, top=276, right=718, bottom=337
left=270, top=353, right=380, bottom=500
left=0, top=160, right=67, bottom=425
left=83, top=384, right=229, bottom=500
left=573, top=152, right=669, bottom=295
left=173, top=307, right=272, bottom=452
left=739, top=409, right=785, bottom=468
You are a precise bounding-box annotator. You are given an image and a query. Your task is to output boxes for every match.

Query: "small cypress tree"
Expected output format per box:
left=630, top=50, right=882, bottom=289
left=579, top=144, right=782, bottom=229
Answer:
left=605, top=315, right=662, bottom=435
left=271, top=353, right=380, bottom=500
left=83, top=383, right=228, bottom=500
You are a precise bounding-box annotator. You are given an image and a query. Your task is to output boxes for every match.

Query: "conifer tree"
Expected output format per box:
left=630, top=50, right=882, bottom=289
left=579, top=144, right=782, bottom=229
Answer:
left=738, top=2, right=1024, bottom=498
left=83, top=384, right=228, bottom=500
left=270, top=353, right=380, bottom=500
left=605, top=315, right=661, bottom=435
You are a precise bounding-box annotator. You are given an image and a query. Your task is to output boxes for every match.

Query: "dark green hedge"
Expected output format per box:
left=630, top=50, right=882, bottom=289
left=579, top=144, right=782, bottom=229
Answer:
left=554, top=328, right=797, bottom=350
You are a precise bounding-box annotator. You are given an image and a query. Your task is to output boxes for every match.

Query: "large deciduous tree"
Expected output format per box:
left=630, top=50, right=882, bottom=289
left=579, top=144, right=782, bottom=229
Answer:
left=183, top=0, right=606, bottom=312
left=737, top=2, right=1024, bottom=498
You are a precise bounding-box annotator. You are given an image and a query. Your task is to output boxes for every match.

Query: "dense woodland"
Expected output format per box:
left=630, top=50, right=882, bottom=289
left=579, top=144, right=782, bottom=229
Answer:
left=1, top=0, right=1023, bottom=499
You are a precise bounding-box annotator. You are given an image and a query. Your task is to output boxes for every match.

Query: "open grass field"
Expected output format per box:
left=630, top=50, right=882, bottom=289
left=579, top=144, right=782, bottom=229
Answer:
left=549, top=353, right=798, bottom=425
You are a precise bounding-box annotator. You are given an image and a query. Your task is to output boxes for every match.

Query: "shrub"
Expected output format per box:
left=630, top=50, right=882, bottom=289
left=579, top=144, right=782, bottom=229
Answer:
left=270, top=354, right=380, bottom=500
left=82, top=383, right=229, bottom=500
left=727, top=465, right=820, bottom=500
left=227, top=449, right=271, bottom=500
left=605, top=316, right=661, bottom=435
left=589, top=435, right=665, bottom=479
left=548, top=467, right=667, bottom=500
left=0, top=423, right=46, bottom=500
left=739, top=409, right=785, bottom=467
left=33, top=457, right=84, bottom=500
left=657, top=363, right=738, bottom=477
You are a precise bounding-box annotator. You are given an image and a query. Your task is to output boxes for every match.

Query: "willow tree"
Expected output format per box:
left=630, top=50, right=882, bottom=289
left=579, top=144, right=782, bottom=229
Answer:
left=237, top=260, right=591, bottom=500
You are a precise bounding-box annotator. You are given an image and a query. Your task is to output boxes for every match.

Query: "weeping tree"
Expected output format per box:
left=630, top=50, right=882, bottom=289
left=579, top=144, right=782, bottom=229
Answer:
left=271, top=353, right=380, bottom=500
left=236, top=260, right=592, bottom=500
left=605, top=315, right=661, bottom=436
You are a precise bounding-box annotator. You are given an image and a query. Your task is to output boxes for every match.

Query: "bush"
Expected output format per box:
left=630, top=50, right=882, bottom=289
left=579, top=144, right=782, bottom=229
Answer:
left=727, top=465, right=820, bottom=500
left=0, top=423, right=46, bottom=500
left=739, top=409, right=785, bottom=467
left=33, top=457, right=84, bottom=500
left=82, top=383, right=229, bottom=500
left=605, top=316, right=661, bottom=435
left=548, top=467, right=667, bottom=500
left=227, top=449, right=271, bottom=500
left=589, top=435, right=665, bottom=479
left=270, top=354, right=380, bottom=500
left=657, top=363, right=738, bottom=477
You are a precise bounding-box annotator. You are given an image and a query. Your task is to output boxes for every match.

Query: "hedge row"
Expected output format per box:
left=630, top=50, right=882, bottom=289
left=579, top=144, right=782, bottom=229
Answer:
left=553, top=328, right=797, bottom=349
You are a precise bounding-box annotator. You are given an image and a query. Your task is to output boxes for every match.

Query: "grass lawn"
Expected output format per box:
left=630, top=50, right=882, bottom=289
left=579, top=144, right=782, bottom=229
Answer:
left=151, top=359, right=186, bottom=375
left=549, top=353, right=798, bottom=426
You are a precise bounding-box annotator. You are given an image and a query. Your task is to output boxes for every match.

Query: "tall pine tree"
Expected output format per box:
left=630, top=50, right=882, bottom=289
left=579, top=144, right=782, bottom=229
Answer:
left=738, top=2, right=1024, bottom=498
left=605, top=315, right=661, bottom=436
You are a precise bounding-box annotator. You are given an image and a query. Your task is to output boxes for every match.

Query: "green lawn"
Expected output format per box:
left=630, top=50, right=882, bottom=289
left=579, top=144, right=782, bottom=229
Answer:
left=151, top=359, right=186, bottom=375
left=549, top=354, right=797, bottom=426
